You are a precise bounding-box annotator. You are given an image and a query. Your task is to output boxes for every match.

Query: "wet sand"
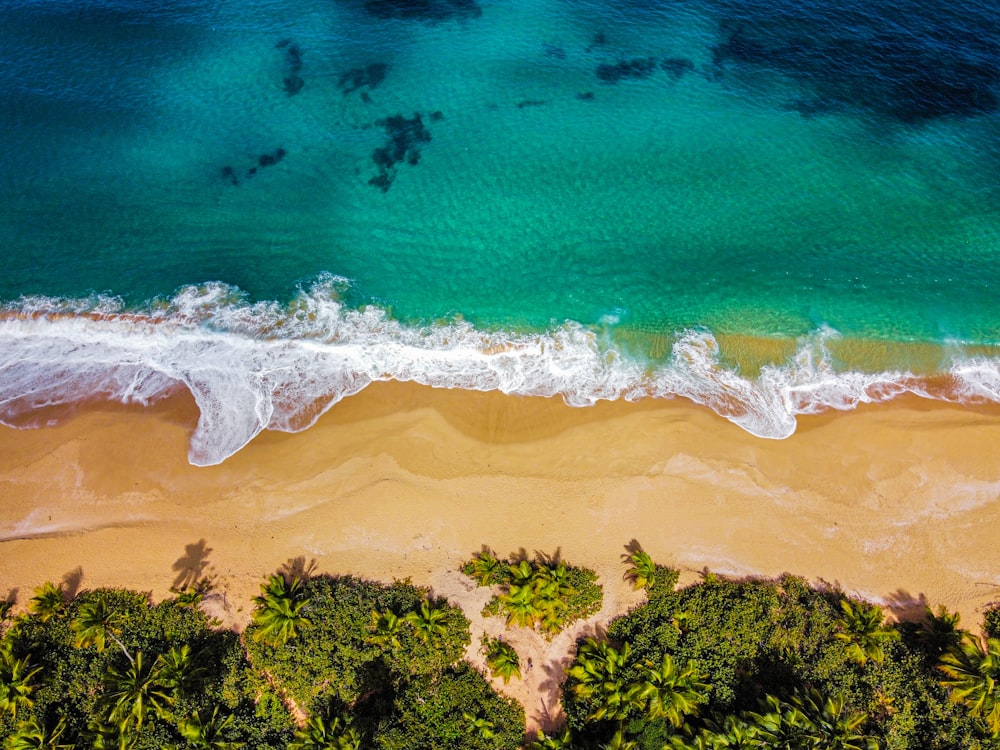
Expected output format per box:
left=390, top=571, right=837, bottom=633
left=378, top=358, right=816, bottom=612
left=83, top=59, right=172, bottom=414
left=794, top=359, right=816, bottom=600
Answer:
left=1, top=384, right=999, bottom=727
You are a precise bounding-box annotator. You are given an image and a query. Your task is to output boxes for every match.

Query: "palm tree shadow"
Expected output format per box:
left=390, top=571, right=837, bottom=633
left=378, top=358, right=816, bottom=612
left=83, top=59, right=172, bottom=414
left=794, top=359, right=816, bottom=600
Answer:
left=509, top=547, right=531, bottom=563
left=172, top=539, right=215, bottom=592
left=531, top=620, right=609, bottom=733
left=623, top=538, right=644, bottom=558
left=533, top=548, right=563, bottom=566
left=0, top=588, right=17, bottom=620
left=536, top=655, right=569, bottom=705
left=531, top=655, right=571, bottom=735
left=882, top=588, right=930, bottom=623
left=279, top=556, right=318, bottom=583
left=61, top=566, right=84, bottom=600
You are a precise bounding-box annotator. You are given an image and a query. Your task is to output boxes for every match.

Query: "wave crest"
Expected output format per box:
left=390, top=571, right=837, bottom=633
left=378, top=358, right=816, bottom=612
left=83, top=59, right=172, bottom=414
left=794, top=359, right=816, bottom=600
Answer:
left=0, top=281, right=993, bottom=465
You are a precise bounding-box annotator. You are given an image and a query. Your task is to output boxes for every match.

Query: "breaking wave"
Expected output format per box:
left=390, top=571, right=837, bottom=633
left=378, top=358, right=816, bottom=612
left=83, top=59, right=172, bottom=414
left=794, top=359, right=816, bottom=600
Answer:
left=1, top=279, right=998, bottom=466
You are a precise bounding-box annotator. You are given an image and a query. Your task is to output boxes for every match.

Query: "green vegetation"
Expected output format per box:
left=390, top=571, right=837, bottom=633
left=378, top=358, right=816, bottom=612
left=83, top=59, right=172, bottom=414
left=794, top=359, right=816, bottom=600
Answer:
left=482, top=636, right=521, bottom=683
left=2, top=544, right=999, bottom=749
left=557, top=545, right=1000, bottom=749
left=984, top=604, right=1000, bottom=640
left=462, top=550, right=603, bottom=636
left=0, top=571, right=523, bottom=749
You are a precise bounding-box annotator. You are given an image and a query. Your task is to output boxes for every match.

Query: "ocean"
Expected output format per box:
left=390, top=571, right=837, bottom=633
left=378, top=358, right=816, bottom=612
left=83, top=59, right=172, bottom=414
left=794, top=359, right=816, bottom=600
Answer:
left=2, top=0, right=1000, bottom=464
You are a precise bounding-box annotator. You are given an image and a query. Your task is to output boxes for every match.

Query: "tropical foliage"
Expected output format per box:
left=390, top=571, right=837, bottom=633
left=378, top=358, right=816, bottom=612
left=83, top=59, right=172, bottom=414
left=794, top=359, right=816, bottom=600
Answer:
left=2, top=546, right=1000, bottom=750
left=833, top=599, right=900, bottom=665
left=463, top=550, right=603, bottom=636
left=250, top=575, right=312, bottom=647
left=0, top=586, right=289, bottom=749
left=622, top=548, right=658, bottom=592
left=558, top=547, right=998, bottom=749
left=984, top=604, right=1000, bottom=641
left=482, top=635, right=521, bottom=683
left=243, top=574, right=522, bottom=748
left=0, top=572, right=522, bottom=750
left=26, top=584, right=64, bottom=625
left=938, top=636, right=1000, bottom=737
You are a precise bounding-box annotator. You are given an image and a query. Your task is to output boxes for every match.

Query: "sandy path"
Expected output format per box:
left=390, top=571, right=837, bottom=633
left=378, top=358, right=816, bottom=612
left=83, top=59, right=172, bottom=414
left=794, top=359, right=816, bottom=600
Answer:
left=2, top=384, right=1000, bottom=731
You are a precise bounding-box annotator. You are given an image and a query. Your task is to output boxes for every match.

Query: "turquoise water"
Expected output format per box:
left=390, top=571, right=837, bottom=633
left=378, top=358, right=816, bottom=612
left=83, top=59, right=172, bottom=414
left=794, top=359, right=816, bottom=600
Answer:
left=3, top=0, right=1000, bottom=463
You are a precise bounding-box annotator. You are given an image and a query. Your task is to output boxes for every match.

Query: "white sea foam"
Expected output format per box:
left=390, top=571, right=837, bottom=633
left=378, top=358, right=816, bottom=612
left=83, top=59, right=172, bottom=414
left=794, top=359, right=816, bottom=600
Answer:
left=0, top=280, right=996, bottom=465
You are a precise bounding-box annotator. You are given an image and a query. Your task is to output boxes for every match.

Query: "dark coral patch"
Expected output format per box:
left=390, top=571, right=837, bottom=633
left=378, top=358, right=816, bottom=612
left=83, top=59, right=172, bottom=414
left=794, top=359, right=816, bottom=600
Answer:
left=221, top=148, right=287, bottom=186
left=368, top=113, right=432, bottom=192
left=285, top=43, right=303, bottom=71
left=363, top=0, right=481, bottom=22
left=338, top=63, right=389, bottom=97
left=585, top=31, right=607, bottom=54
left=576, top=91, right=595, bottom=101
left=661, top=57, right=694, bottom=81
left=596, top=57, right=657, bottom=84
left=276, top=39, right=305, bottom=96
left=258, top=148, right=287, bottom=168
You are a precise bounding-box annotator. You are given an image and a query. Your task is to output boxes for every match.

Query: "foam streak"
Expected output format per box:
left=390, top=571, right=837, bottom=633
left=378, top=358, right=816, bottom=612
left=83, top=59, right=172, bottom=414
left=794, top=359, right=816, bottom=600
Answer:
left=0, top=282, right=992, bottom=465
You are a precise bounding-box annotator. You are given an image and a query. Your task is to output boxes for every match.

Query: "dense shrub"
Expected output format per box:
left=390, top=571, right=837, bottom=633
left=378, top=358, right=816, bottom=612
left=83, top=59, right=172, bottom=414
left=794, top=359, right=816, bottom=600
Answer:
left=564, top=566, right=997, bottom=750
left=463, top=550, right=603, bottom=636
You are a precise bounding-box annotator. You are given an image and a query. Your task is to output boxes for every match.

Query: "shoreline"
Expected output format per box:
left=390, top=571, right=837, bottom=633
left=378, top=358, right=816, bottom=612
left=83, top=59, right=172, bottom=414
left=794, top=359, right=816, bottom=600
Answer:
left=2, top=384, right=1000, bottom=724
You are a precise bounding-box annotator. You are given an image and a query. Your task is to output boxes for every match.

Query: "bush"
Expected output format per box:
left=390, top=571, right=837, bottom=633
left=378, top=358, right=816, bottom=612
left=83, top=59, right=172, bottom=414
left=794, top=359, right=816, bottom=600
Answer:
left=983, top=604, right=1000, bottom=640
left=463, top=550, right=603, bottom=636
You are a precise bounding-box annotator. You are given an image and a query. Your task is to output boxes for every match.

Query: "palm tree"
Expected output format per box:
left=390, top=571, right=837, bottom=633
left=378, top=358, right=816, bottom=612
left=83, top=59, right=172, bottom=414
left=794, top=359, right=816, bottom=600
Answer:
left=532, top=563, right=574, bottom=634
left=0, top=645, right=42, bottom=721
left=71, top=597, right=133, bottom=663
left=938, top=636, right=1000, bottom=736
left=506, top=560, right=536, bottom=591
left=566, top=638, right=636, bottom=721
left=482, top=636, right=521, bottom=683
left=28, top=582, right=66, bottom=623
left=601, top=728, right=637, bottom=750
left=369, top=610, right=404, bottom=649
left=153, top=644, right=205, bottom=697
left=87, top=720, right=136, bottom=750
left=534, top=561, right=573, bottom=597
left=97, top=650, right=173, bottom=732
left=626, top=654, right=708, bottom=727
left=790, top=689, right=877, bottom=750
left=463, top=712, right=497, bottom=741
left=466, top=551, right=507, bottom=587
left=529, top=727, right=573, bottom=749
left=251, top=575, right=311, bottom=647
left=7, top=716, right=74, bottom=750
left=665, top=733, right=716, bottom=750
left=697, top=715, right=764, bottom=749
left=178, top=707, right=241, bottom=749
left=918, top=606, right=965, bottom=661
left=289, top=715, right=361, bottom=750
left=500, top=585, right=541, bottom=629
left=833, top=599, right=899, bottom=665
left=623, top=550, right=658, bottom=591
left=747, top=695, right=812, bottom=750
left=405, top=600, right=448, bottom=643
left=172, top=587, right=206, bottom=609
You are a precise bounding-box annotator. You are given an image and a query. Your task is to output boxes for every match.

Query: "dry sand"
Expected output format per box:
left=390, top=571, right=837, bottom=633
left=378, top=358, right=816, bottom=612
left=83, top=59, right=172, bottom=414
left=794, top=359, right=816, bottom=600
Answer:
left=2, top=383, right=1000, bottom=731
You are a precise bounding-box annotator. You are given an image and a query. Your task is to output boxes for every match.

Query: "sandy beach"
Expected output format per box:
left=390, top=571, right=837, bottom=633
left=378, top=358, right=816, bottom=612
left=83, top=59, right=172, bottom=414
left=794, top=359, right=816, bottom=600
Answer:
left=2, top=384, right=1000, bottom=729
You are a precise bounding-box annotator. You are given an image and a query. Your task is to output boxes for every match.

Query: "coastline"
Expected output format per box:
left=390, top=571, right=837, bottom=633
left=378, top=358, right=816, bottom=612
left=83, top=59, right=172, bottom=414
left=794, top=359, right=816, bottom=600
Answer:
left=2, top=383, right=1000, bottom=725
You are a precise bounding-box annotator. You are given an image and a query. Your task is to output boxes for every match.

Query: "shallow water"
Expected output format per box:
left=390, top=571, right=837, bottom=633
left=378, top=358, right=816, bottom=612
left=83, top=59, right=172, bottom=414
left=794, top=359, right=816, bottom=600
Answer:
left=2, top=0, right=1000, bottom=463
